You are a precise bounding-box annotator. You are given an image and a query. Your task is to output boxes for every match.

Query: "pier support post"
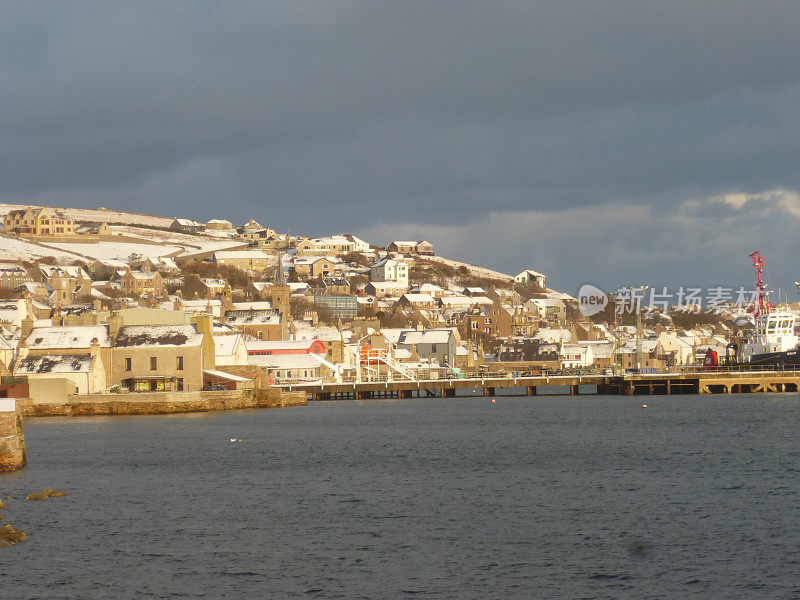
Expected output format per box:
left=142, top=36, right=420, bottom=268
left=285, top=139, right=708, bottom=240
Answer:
left=443, top=388, right=456, bottom=398
left=483, top=387, right=495, bottom=397
left=526, top=386, right=537, bottom=396
left=570, top=384, right=580, bottom=396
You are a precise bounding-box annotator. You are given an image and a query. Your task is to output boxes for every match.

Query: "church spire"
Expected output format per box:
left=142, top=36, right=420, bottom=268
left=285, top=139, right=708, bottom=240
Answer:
left=275, top=251, right=287, bottom=286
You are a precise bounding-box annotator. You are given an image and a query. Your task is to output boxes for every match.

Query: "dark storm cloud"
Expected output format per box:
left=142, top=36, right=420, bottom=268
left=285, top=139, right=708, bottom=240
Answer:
left=2, top=2, right=800, bottom=282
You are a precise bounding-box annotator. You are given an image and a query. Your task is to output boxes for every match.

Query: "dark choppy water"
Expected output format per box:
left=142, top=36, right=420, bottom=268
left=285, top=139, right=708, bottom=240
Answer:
left=2, top=393, right=800, bottom=599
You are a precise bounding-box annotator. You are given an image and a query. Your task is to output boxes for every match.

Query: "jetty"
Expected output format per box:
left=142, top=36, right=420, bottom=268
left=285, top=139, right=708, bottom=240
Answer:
left=281, top=368, right=800, bottom=400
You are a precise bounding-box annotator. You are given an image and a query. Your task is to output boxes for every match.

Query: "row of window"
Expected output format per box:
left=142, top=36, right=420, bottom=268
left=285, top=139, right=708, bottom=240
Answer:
left=124, top=356, right=184, bottom=371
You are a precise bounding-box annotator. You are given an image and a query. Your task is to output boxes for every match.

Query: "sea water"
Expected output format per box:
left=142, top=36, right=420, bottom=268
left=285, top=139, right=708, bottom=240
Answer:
left=1, top=394, right=799, bottom=599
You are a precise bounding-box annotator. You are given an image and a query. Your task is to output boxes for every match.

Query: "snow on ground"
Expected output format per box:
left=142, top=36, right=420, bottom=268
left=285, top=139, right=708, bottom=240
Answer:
left=42, top=238, right=249, bottom=263
left=0, top=235, right=84, bottom=262
left=0, top=204, right=173, bottom=228
left=110, top=225, right=245, bottom=252
left=41, top=241, right=188, bottom=262
left=418, top=255, right=513, bottom=281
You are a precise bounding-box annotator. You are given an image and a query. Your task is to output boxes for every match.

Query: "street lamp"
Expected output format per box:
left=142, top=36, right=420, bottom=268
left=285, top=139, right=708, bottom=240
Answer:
left=630, top=285, right=649, bottom=372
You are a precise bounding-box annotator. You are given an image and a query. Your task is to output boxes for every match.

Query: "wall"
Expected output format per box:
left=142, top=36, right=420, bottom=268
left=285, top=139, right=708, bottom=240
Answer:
left=28, top=378, right=75, bottom=405
left=0, top=398, right=26, bottom=472
left=23, top=388, right=306, bottom=417
left=111, top=344, right=204, bottom=391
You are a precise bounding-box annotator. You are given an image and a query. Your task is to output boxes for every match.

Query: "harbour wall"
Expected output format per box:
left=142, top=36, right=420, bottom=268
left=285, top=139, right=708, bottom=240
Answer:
left=0, top=399, right=26, bottom=472
left=20, top=388, right=306, bottom=417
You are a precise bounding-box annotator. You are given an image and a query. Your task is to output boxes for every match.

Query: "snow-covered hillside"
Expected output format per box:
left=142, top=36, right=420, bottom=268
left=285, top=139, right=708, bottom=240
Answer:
left=0, top=204, right=174, bottom=228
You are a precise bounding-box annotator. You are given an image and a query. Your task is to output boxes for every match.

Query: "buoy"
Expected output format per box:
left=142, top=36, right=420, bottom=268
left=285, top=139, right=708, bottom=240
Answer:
left=230, top=438, right=236, bottom=442
left=491, top=398, right=496, bottom=404
left=641, top=404, right=648, bottom=409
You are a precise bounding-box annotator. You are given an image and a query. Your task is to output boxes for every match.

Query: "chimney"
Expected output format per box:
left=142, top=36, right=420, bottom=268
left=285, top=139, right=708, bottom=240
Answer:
left=21, top=317, right=34, bottom=340
left=109, top=312, right=123, bottom=338
left=17, top=338, right=29, bottom=362
left=191, top=313, right=215, bottom=370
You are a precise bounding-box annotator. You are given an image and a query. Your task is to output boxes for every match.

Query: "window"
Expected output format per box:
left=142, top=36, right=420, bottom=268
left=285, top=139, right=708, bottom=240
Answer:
left=177, top=356, right=184, bottom=370
left=125, top=358, right=131, bottom=371
left=177, top=378, right=184, bottom=391
left=257, top=331, right=263, bottom=339
left=150, top=357, right=157, bottom=370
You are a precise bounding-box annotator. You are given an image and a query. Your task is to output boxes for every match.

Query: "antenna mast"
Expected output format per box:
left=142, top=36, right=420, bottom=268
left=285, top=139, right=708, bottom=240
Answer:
left=749, top=250, right=771, bottom=317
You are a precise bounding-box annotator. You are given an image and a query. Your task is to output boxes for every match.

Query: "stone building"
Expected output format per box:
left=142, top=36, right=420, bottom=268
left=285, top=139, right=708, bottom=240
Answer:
left=4, top=207, right=76, bottom=235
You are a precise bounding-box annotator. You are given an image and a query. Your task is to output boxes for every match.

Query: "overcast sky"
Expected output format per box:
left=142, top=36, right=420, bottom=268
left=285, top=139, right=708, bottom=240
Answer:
left=3, top=2, right=800, bottom=296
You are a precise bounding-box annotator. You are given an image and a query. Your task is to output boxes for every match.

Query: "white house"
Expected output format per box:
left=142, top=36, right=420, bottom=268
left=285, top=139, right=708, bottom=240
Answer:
left=370, top=257, right=409, bottom=286
left=14, top=351, right=106, bottom=395
left=214, top=334, right=249, bottom=366
left=559, top=343, right=593, bottom=369
left=514, top=269, right=547, bottom=288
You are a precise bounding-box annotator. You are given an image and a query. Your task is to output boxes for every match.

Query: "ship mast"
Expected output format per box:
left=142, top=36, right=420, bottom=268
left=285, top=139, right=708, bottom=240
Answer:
left=749, top=250, right=771, bottom=317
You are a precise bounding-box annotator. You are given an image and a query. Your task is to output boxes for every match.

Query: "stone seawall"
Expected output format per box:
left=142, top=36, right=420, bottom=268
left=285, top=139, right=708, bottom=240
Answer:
left=0, top=399, right=26, bottom=472
left=21, top=388, right=306, bottom=417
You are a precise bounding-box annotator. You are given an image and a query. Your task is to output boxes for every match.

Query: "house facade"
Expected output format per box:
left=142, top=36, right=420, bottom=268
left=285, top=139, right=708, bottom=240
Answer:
left=514, top=269, right=547, bottom=288
left=295, top=236, right=355, bottom=256
left=112, top=324, right=207, bottom=391
left=370, top=258, right=409, bottom=286
left=121, top=271, right=164, bottom=297
left=4, top=207, right=76, bottom=236
left=213, top=250, right=271, bottom=271
left=386, top=241, right=434, bottom=255
left=170, top=218, right=205, bottom=234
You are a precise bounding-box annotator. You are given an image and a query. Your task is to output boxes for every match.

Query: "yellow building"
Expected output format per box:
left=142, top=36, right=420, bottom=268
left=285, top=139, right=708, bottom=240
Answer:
left=4, top=207, right=76, bottom=235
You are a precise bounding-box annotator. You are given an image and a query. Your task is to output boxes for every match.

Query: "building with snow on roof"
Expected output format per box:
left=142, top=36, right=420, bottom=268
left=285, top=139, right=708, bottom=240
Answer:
left=514, top=269, right=547, bottom=288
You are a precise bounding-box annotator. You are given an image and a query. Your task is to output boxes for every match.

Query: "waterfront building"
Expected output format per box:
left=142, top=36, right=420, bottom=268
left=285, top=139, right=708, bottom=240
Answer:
left=111, top=322, right=210, bottom=392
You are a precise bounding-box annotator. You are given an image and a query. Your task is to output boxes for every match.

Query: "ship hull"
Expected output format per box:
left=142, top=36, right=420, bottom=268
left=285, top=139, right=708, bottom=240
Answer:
left=741, top=349, right=800, bottom=368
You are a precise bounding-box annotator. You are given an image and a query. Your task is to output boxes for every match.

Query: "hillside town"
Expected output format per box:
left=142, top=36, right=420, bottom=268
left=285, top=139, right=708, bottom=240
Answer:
left=0, top=204, right=750, bottom=406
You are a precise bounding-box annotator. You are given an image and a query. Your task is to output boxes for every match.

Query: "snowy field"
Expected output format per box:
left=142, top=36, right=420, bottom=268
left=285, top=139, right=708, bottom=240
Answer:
left=419, top=255, right=513, bottom=281
left=0, top=236, right=82, bottom=262
left=41, top=241, right=188, bottom=262
left=110, top=226, right=244, bottom=252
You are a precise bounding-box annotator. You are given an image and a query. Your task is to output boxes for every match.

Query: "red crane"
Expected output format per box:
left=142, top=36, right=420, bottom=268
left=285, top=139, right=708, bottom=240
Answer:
left=749, top=250, right=771, bottom=317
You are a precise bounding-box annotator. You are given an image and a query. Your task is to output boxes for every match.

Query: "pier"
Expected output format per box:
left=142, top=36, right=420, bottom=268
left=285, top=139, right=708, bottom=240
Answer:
left=281, top=369, right=800, bottom=401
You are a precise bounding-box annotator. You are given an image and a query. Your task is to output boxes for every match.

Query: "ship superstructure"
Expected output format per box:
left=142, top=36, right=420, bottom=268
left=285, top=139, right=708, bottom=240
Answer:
left=740, top=251, right=800, bottom=364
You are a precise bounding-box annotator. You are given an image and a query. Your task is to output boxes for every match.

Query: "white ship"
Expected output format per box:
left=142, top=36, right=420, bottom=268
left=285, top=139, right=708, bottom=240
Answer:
left=741, top=310, right=800, bottom=364
left=739, top=250, right=800, bottom=366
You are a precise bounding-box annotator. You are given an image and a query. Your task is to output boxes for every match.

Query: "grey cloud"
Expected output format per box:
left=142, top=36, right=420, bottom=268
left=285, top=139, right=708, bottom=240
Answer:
left=3, top=2, right=800, bottom=283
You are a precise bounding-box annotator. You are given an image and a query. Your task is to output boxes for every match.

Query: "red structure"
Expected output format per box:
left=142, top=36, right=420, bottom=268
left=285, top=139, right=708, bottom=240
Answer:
left=702, top=349, right=719, bottom=371
left=749, top=250, right=772, bottom=317
left=359, top=346, right=387, bottom=363
left=247, top=339, right=326, bottom=356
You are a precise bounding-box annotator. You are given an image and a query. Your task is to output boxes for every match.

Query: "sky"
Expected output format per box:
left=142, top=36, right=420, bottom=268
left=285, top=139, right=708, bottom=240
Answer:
left=3, top=2, right=800, bottom=297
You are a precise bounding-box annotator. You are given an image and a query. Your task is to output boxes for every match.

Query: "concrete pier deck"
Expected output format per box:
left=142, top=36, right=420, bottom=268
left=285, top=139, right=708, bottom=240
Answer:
left=280, top=369, right=800, bottom=401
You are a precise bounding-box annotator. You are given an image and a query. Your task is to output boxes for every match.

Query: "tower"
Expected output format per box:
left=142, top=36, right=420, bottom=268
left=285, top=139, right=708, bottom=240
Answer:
left=268, top=252, right=291, bottom=337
